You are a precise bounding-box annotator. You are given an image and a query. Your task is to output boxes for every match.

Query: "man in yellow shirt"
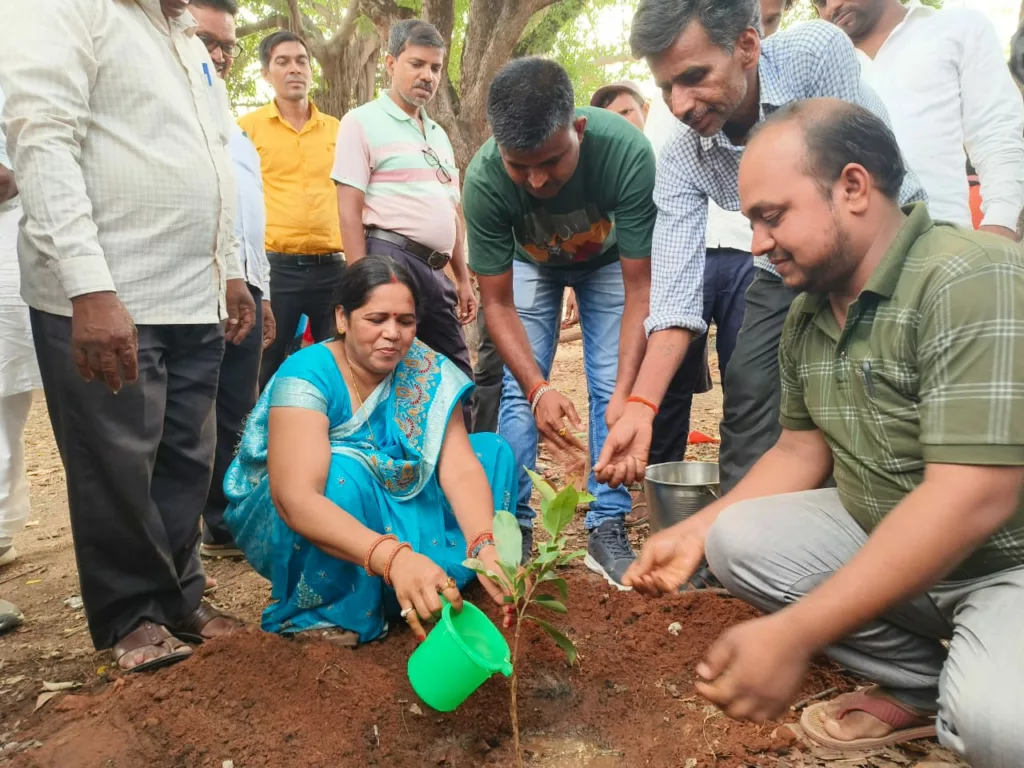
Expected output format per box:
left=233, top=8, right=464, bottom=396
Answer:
left=238, top=30, right=345, bottom=389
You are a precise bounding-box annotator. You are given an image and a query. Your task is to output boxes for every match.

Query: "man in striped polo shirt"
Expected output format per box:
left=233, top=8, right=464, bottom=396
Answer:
left=333, top=20, right=475, bottom=414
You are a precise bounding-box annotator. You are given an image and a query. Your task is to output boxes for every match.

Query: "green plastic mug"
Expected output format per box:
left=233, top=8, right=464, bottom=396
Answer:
left=407, top=598, right=513, bottom=712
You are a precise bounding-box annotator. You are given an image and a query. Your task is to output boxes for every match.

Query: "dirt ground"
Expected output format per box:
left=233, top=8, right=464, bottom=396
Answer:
left=0, top=338, right=964, bottom=767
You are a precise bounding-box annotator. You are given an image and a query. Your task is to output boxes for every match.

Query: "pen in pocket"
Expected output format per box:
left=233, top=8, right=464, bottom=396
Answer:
left=202, top=62, right=213, bottom=87
left=861, top=359, right=877, bottom=400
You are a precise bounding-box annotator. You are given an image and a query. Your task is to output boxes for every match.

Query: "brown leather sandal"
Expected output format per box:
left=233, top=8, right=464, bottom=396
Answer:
left=112, top=621, right=193, bottom=674
left=171, top=599, right=245, bottom=644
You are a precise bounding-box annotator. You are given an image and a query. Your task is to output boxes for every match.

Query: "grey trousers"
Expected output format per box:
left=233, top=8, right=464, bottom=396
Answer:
left=31, top=310, right=223, bottom=650
left=705, top=488, right=1024, bottom=768
left=718, top=270, right=801, bottom=493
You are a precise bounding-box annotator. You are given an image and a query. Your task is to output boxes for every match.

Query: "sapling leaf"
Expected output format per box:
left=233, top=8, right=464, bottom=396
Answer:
left=535, top=549, right=560, bottom=566
left=560, top=548, right=587, bottom=564
left=503, top=595, right=515, bottom=604
left=576, top=491, right=596, bottom=504
left=462, top=558, right=509, bottom=591
left=535, top=596, right=568, bottom=614
left=538, top=574, right=568, bottom=600
left=543, top=488, right=577, bottom=538
left=499, top=561, right=520, bottom=590
left=525, top=468, right=557, bottom=502
left=493, top=510, right=522, bottom=569
left=528, top=617, right=578, bottom=665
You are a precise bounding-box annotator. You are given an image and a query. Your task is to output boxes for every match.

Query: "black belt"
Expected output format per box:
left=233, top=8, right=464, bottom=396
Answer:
left=366, top=229, right=451, bottom=270
left=267, top=252, right=344, bottom=266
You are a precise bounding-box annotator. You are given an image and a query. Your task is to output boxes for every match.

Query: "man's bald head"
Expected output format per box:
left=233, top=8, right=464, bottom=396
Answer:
left=749, top=98, right=905, bottom=201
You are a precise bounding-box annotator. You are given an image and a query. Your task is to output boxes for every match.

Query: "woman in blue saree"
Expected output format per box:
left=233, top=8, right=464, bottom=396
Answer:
left=224, top=257, right=517, bottom=645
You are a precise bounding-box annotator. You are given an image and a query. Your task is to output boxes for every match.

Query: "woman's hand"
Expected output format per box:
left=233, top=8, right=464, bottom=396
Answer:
left=388, top=548, right=462, bottom=640
left=477, top=544, right=517, bottom=628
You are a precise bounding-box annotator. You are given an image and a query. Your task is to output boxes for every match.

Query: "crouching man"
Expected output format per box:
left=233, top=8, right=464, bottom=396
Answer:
left=625, top=98, right=1024, bottom=767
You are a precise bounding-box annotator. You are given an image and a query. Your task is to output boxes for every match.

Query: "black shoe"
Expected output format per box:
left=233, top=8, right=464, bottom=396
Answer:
left=683, top=562, right=726, bottom=592
left=520, top=526, right=534, bottom=565
left=585, top=519, right=636, bottom=590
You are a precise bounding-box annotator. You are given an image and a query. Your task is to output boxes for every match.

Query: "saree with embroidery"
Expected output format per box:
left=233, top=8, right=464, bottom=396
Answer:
left=224, top=341, right=516, bottom=641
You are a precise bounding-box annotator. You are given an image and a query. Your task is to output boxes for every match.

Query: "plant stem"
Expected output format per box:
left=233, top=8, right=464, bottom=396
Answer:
left=510, top=616, right=523, bottom=768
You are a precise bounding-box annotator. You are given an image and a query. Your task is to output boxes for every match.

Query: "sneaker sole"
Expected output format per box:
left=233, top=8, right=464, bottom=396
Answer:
left=583, top=554, right=632, bottom=592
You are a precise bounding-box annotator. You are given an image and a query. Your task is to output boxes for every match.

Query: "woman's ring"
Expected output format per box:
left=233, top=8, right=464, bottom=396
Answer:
left=400, top=607, right=415, bottom=619
left=437, top=577, right=457, bottom=593
left=558, top=427, right=567, bottom=438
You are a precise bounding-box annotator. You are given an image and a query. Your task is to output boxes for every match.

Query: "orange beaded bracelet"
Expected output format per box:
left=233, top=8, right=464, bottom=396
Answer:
left=383, top=542, right=412, bottom=587
left=627, top=395, right=659, bottom=416
left=363, top=533, right=398, bottom=577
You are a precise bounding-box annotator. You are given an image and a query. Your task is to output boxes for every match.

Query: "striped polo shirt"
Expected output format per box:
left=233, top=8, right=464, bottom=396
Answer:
left=332, top=93, right=460, bottom=254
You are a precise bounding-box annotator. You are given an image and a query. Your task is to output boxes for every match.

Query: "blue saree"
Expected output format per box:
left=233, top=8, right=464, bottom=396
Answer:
left=223, top=340, right=516, bottom=642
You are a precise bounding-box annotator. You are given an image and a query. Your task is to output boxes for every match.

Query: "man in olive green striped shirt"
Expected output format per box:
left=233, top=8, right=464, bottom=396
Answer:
left=621, top=99, right=1024, bottom=767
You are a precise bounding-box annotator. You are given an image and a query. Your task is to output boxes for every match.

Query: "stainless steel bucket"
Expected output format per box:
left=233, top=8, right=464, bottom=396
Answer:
left=644, top=461, right=720, bottom=533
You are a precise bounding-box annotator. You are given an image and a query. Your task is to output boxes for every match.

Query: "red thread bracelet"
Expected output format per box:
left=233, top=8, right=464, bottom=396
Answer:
left=627, top=395, right=659, bottom=416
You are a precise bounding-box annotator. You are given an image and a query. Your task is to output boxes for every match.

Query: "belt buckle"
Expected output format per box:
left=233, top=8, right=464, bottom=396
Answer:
left=427, top=251, right=450, bottom=270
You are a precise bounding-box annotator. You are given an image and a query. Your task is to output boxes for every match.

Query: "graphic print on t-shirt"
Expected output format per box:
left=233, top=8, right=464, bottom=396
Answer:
left=518, top=204, right=613, bottom=266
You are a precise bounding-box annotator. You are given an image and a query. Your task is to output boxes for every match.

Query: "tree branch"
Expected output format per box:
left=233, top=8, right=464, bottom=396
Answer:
left=286, top=0, right=303, bottom=33
left=237, top=14, right=289, bottom=39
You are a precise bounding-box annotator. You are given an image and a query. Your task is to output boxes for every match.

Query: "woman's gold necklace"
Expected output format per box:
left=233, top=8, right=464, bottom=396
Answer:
left=341, top=351, right=378, bottom=448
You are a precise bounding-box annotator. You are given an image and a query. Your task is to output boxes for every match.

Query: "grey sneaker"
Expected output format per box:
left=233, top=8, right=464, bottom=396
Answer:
left=0, top=599, right=23, bottom=635
left=520, top=526, right=534, bottom=565
left=585, top=519, right=636, bottom=591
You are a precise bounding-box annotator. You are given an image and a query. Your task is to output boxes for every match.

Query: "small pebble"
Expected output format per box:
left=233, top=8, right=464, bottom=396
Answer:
left=667, top=622, right=682, bottom=636
left=222, top=761, right=234, bottom=768
left=143, top=717, right=160, bottom=729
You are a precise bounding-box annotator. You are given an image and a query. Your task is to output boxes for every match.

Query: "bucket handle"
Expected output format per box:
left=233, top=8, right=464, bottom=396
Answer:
left=708, top=485, right=720, bottom=500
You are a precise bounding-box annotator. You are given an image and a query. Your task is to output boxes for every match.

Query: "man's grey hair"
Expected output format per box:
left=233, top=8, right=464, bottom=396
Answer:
left=630, top=0, right=762, bottom=58
left=486, top=57, right=576, bottom=152
left=387, top=19, right=445, bottom=58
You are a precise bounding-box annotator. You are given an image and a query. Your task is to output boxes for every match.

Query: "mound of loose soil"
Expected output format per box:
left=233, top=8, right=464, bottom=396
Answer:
left=9, top=571, right=853, bottom=768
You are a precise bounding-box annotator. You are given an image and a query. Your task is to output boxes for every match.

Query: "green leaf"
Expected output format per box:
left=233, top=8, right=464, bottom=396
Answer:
left=528, top=617, right=578, bottom=665
left=493, top=510, right=523, bottom=568
left=525, top=468, right=557, bottom=502
left=462, top=558, right=508, bottom=589
left=535, top=597, right=568, bottom=614
left=503, top=595, right=516, bottom=604
left=542, top=488, right=577, bottom=538
left=535, top=549, right=560, bottom=566
left=560, top=548, right=587, bottom=564
left=499, top=560, right=520, bottom=589
left=539, top=574, right=568, bottom=600
left=576, top=492, right=596, bottom=504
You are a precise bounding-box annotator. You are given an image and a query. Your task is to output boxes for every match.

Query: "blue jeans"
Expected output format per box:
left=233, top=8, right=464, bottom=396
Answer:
left=498, top=260, right=632, bottom=531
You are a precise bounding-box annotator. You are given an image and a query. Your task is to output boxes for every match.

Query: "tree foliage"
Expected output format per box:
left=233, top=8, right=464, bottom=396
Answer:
left=230, top=0, right=638, bottom=164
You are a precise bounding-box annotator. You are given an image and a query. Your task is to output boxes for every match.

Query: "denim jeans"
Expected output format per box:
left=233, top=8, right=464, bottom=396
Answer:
left=497, top=259, right=631, bottom=531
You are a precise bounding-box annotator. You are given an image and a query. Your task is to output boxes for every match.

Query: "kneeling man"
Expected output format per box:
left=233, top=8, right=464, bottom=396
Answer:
left=626, top=99, right=1024, bottom=768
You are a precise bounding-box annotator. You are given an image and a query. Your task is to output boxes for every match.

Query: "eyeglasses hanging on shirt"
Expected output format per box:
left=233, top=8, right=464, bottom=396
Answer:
left=421, top=147, right=453, bottom=185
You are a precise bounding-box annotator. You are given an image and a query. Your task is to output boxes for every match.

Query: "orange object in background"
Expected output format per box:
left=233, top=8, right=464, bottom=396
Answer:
left=968, top=174, right=983, bottom=229
left=688, top=430, right=720, bottom=445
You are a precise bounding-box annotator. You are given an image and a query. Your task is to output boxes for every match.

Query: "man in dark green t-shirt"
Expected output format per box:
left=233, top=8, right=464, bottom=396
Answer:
left=463, top=57, right=656, bottom=587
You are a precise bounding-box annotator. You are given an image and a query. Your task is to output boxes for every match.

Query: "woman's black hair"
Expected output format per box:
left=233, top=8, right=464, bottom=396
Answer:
left=333, top=255, right=419, bottom=335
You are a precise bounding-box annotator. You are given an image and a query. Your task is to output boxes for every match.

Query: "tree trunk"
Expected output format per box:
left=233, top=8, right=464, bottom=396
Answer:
left=312, top=34, right=382, bottom=118
left=424, top=0, right=565, bottom=169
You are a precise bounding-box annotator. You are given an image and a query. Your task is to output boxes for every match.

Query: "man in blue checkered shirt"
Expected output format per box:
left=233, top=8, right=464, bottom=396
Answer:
left=595, top=0, right=925, bottom=498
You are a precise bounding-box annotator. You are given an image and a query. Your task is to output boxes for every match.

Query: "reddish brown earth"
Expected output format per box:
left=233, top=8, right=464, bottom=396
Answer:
left=7, top=571, right=852, bottom=768
left=0, top=337, right=965, bottom=767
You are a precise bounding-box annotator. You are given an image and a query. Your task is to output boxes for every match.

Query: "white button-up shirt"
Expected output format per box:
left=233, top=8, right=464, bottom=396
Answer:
left=0, top=0, right=241, bottom=325
left=230, top=127, right=270, bottom=299
left=856, top=1, right=1024, bottom=230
